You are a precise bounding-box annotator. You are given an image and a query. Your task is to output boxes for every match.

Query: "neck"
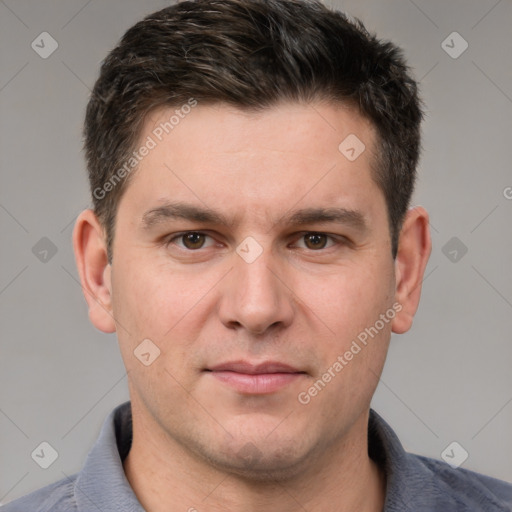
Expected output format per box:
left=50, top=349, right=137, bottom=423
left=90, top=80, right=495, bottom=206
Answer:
left=123, top=405, right=386, bottom=512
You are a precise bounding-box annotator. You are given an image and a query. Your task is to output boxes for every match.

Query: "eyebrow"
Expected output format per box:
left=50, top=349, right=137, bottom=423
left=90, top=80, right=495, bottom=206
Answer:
left=141, top=202, right=368, bottom=232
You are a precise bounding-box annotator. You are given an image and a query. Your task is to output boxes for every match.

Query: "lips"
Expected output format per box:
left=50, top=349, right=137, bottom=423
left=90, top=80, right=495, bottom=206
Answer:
left=205, top=360, right=306, bottom=394
left=207, top=360, right=303, bottom=374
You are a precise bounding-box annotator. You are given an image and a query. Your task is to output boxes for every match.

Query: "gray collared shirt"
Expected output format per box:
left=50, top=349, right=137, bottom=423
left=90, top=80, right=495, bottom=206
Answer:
left=3, top=401, right=511, bottom=511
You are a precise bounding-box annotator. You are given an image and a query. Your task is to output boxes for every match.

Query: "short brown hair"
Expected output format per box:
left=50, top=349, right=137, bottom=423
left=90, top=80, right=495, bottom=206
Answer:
left=84, top=0, right=424, bottom=262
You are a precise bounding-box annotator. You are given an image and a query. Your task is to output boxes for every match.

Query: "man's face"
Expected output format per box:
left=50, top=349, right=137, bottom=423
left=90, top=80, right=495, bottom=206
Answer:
left=110, top=101, right=397, bottom=478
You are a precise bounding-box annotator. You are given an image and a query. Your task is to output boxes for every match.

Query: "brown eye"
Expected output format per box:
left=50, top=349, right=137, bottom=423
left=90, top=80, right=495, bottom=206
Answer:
left=181, top=232, right=206, bottom=249
left=303, top=233, right=328, bottom=250
left=166, top=231, right=217, bottom=252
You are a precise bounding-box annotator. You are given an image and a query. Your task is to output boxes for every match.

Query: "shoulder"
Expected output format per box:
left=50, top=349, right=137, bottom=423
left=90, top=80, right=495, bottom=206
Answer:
left=410, top=453, right=512, bottom=511
left=368, top=409, right=512, bottom=511
left=1, top=474, right=78, bottom=512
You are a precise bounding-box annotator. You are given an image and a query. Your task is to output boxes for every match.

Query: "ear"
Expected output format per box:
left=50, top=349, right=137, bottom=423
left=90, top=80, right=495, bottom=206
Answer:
left=391, top=206, right=432, bottom=334
left=72, top=209, right=116, bottom=333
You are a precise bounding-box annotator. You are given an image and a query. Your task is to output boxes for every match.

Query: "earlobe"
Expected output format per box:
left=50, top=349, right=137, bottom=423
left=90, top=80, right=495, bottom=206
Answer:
left=391, top=206, right=432, bottom=335
left=72, top=209, right=117, bottom=333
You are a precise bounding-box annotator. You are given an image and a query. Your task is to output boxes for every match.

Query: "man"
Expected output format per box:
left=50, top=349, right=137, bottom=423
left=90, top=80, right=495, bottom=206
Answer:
left=4, top=0, right=511, bottom=510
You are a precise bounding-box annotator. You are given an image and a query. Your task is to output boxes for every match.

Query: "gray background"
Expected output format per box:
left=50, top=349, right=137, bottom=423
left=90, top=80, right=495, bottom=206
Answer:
left=1, top=0, right=511, bottom=504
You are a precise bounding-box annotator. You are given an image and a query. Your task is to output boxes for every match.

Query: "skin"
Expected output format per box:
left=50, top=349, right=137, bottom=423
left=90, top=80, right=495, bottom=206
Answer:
left=73, top=101, right=431, bottom=512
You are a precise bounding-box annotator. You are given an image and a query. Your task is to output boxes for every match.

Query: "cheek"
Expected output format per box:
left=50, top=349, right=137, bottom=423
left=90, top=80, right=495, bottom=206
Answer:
left=111, top=261, right=206, bottom=401
left=111, top=259, right=200, bottom=347
left=298, top=263, right=394, bottom=347
left=311, top=263, right=394, bottom=404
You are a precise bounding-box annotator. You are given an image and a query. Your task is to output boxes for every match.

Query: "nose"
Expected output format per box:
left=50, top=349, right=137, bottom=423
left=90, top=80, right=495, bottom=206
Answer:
left=217, top=245, right=295, bottom=335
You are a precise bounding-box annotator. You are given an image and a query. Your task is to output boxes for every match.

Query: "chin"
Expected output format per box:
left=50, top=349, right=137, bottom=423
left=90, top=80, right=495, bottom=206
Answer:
left=197, top=437, right=316, bottom=483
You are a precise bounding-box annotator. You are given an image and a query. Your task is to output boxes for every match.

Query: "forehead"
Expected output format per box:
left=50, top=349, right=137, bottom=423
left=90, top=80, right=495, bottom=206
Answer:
left=142, top=100, right=376, bottom=159
left=119, top=101, right=384, bottom=227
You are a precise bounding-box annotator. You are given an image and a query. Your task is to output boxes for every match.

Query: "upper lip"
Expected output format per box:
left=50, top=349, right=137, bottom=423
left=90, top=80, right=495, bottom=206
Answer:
left=207, top=360, right=304, bottom=374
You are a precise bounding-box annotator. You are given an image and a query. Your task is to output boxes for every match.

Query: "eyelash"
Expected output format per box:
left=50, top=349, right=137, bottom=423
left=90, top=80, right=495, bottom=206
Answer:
left=165, top=231, right=347, bottom=252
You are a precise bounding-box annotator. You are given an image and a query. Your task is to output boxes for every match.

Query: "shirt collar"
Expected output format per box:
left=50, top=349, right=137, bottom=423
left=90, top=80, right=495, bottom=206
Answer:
left=71, top=401, right=457, bottom=511
left=74, top=401, right=144, bottom=511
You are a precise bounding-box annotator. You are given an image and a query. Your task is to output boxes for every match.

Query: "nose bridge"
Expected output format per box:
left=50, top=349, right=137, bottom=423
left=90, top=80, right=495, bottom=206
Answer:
left=219, top=239, right=294, bottom=334
left=239, top=246, right=277, bottom=304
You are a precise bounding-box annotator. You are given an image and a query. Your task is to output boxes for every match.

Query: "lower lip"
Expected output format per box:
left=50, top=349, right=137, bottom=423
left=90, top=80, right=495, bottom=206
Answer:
left=207, top=371, right=304, bottom=394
